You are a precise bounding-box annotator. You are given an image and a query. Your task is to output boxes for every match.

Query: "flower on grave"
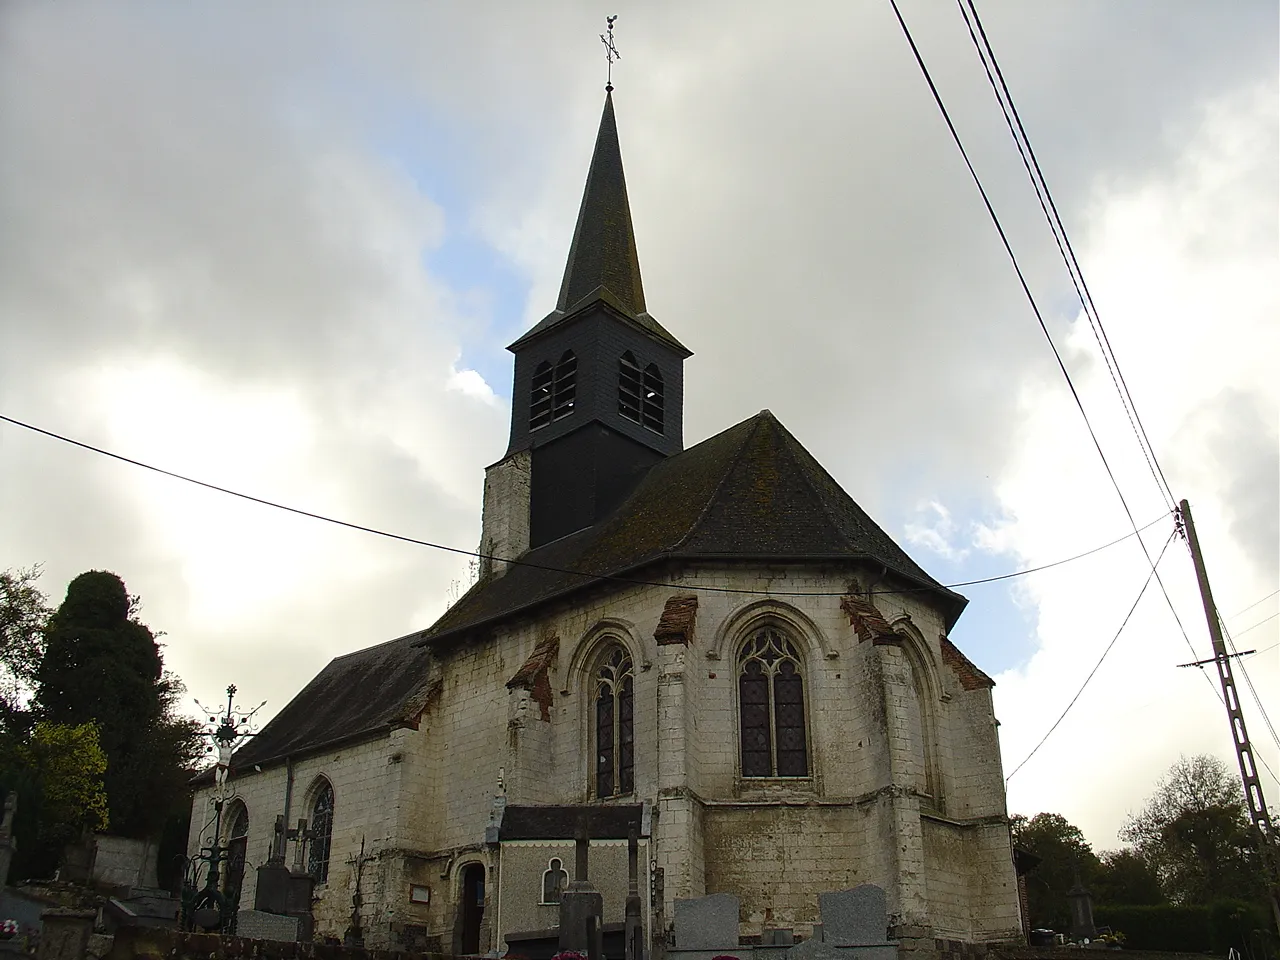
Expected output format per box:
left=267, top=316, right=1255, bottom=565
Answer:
left=0, top=919, right=18, bottom=938
left=712, top=955, right=742, bottom=960
left=550, top=952, right=587, bottom=960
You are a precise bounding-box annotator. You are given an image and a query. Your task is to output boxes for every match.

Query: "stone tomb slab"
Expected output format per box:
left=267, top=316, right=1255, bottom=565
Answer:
left=673, top=893, right=740, bottom=951
left=818, top=885, right=888, bottom=947
left=235, top=910, right=300, bottom=942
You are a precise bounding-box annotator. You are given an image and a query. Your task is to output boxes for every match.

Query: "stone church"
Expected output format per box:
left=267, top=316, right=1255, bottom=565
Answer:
left=188, top=89, right=1022, bottom=953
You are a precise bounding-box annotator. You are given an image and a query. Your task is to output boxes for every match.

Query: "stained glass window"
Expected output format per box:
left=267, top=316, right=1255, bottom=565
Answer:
left=224, top=802, right=249, bottom=902
left=595, top=646, right=634, bottom=797
left=738, top=628, right=808, bottom=778
left=308, top=780, right=334, bottom=883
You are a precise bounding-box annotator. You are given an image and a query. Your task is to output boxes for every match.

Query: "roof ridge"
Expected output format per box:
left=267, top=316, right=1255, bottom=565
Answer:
left=673, top=411, right=770, bottom=553
left=768, top=413, right=863, bottom=558
left=327, top=630, right=419, bottom=663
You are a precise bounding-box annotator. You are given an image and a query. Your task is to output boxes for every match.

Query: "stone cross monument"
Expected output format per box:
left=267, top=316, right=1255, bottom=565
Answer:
left=558, top=819, right=604, bottom=960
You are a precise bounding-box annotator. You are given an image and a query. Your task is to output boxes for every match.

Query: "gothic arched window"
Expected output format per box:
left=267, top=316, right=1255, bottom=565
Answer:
left=618, top=352, right=642, bottom=424
left=552, top=351, right=578, bottom=421
left=642, top=364, right=664, bottom=434
left=738, top=627, right=809, bottom=778
left=530, top=361, right=553, bottom=430
left=594, top=645, right=634, bottom=797
left=308, top=779, right=335, bottom=883
left=224, top=802, right=249, bottom=902
left=541, top=857, right=569, bottom=904
left=901, top=645, right=940, bottom=807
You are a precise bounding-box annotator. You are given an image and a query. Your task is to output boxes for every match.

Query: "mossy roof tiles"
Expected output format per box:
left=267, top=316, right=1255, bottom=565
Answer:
left=424, top=410, right=966, bottom=644
left=221, top=631, right=433, bottom=771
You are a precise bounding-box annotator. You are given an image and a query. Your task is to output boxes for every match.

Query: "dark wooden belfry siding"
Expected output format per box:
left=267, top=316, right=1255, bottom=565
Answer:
left=506, top=306, right=685, bottom=458
left=530, top=426, right=664, bottom=547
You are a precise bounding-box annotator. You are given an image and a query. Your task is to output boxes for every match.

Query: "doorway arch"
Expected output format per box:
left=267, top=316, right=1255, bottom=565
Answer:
left=458, top=862, right=486, bottom=955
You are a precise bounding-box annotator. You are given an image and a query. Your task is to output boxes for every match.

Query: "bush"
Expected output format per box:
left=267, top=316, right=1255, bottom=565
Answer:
left=1095, top=900, right=1272, bottom=952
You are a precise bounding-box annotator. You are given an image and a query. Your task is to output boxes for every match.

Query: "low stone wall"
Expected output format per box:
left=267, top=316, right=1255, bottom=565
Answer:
left=104, top=928, right=458, bottom=960
left=97, top=924, right=1222, bottom=960
left=907, top=944, right=1216, bottom=960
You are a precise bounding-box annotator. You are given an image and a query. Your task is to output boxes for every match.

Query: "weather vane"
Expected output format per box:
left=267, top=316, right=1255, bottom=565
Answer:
left=601, top=15, right=620, bottom=91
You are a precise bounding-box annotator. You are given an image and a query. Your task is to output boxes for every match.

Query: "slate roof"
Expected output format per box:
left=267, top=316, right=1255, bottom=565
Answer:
left=222, top=631, right=434, bottom=772
left=508, top=91, right=688, bottom=356
left=423, top=409, right=967, bottom=645
left=498, top=804, right=645, bottom=841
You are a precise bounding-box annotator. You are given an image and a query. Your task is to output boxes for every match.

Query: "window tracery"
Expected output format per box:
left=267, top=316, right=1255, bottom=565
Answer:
left=594, top=645, right=634, bottom=797
left=308, top=779, right=334, bottom=883
left=224, top=802, right=249, bottom=901
left=738, top=627, right=809, bottom=778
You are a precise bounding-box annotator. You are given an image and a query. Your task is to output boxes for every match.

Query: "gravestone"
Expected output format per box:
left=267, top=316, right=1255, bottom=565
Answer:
left=559, top=823, right=604, bottom=960
left=784, top=886, right=894, bottom=960
left=819, top=885, right=887, bottom=946
left=672, top=893, right=739, bottom=951
left=38, top=910, right=95, bottom=960
left=236, top=909, right=301, bottom=942
left=625, top=826, right=645, bottom=960
left=1067, top=876, right=1096, bottom=942
left=0, top=794, right=16, bottom=887
left=92, top=836, right=159, bottom=889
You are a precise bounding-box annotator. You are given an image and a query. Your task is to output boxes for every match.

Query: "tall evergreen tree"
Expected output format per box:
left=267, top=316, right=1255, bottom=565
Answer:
left=36, top=571, right=200, bottom=839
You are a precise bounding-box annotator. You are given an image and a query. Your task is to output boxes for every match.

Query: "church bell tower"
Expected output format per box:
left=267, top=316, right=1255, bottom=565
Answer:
left=483, top=90, right=691, bottom=561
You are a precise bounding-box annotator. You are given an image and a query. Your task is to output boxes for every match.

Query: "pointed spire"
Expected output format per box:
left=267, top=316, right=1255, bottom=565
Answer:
left=556, top=90, right=647, bottom=317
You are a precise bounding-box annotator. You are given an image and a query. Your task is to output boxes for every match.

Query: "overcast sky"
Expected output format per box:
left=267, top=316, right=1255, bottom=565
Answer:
left=2, top=1, right=1275, bottom=851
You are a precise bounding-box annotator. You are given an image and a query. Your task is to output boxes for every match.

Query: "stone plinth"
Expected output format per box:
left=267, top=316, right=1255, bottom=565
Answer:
left=558, top=884, right=604, bottom=957
left=39, top=909, right=96, bottom=960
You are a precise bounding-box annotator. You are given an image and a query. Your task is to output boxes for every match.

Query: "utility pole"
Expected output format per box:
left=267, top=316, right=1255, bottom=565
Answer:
left=1178, top=499, right=1280, bottom=931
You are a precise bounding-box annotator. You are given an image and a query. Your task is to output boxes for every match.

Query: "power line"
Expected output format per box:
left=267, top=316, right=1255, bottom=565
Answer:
left=955, top=0, right=1175, bottom=512
left=1233, top=611, right=1280, bottom=641
left=0, top=411, right=1168, bottom=600
left=885, top=0, right=1214, bottom=700
left=1005, top=529, right=1177, bottom=782
left=1222, top=616, right=1280, bottom=753
left=954, top=5, right=1272, bottom=774
left=1228, top=589, right=1280, bottom=622
left=946, top=0, right=1242, bottom=729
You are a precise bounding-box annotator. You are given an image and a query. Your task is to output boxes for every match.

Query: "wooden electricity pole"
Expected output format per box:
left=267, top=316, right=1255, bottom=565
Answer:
left=1178, top=499, right=1280, bottom=931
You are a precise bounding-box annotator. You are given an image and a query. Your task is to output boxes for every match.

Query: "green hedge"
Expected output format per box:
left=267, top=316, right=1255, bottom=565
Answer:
left=1095, top=900, right=1272, bottom=952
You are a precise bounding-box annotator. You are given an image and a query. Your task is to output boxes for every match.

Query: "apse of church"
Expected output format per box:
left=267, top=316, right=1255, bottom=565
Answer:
left=188, top=87, right=1021, bottom=952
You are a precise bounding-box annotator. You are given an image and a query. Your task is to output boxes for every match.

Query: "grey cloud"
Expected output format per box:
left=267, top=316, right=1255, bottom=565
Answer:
left=1177, top=389, right=1279, bottom=586
left=1, top=1, right=1274, bottom=736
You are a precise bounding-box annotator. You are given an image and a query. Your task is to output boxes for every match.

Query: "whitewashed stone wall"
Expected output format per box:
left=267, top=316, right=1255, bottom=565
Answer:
left=191, top=557, right=1020, bottom=948
left=495, top=839, right=650, bottom=939
left=187, top=727, right=434, bottom=946
left=479, top=451, right=531, bottom=579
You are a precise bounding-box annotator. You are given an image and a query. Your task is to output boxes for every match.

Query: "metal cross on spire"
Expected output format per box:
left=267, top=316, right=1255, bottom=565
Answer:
left=601, top=15, right=620, bottom=91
